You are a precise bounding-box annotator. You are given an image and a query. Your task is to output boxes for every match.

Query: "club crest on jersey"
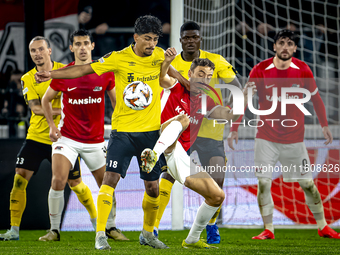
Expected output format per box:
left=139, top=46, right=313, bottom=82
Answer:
left=152, top=59, right=161, bottom=66
left=93, top=86, right=102, bottom=91
left=54, top=146, right=63, bottom=151
left=128, top=62, right=136, bottom=66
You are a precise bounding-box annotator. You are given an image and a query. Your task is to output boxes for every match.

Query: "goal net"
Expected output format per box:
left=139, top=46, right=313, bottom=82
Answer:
left=182, top=0, right=340, bottom=229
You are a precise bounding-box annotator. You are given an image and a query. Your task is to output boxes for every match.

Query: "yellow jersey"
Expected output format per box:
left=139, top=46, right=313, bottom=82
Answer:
left=21, top=62, right=65, bottom=145
left=172, top=50, right=236, bottom=141
left=91, top=45, right=164, bottom=132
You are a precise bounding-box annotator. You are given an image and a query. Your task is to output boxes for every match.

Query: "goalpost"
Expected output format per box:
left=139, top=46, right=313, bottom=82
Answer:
left=171, top=0, right=340, bottom=229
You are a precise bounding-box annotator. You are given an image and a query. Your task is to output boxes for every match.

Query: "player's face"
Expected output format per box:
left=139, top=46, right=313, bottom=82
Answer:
left=70, top=36, right=94, bottom=61
left=134, top=33, right=159, bottom=57
left=29, top=40, right=52, bottom=66
left=274, top=37, right=297, bottom=61
left=180, top=30, right=201, bottom=54
left=188, top=66, right=214, bottom=95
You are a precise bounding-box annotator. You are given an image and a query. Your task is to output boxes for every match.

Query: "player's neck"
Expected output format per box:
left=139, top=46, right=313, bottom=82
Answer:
left=36, top=60, right=53, bottom=72
left=74, top=58, right=92, bottom=65
left=182, top=50, right=200, bottom=62
left=273, top=56, right=292, bottom=70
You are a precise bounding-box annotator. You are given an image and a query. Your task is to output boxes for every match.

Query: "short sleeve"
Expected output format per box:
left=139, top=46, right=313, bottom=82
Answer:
left=216, top=55, right=236, bottom=83
left=91, top=51, right=117, bottom=76
left=21, top=75, right=37, bottom=104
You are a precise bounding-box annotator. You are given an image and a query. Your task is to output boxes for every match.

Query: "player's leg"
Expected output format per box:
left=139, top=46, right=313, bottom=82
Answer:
left=280, top=142, right=340, bottom=239
left=252, top=139, right=279, bottom=240
left=182, top=171, right=224, bottom=249
left=141, top=114, right=189, bottom=173
left=84, top=142, right=129, bottom=241
left=154, top=172, right=175, bottom=237
left=68, top=157, right=97, bottom=231
left=137, top=130, right=170, bottom=249
left=0, top=140, right=49, bottom=241
left=39, top=138, right=79, bottom=241
left=95, top=130, right=131, bottom=250
left=192, top=137, right=226, bottom=243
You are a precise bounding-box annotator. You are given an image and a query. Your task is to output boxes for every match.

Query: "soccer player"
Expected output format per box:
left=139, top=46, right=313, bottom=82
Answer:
left=39, top=29, right=128, bottom=242
left=0, top=36, right=94, bottom=241
left=228, top=30, right=339, bottom=239
left=154, top=21, right=242, bottom=244
left=35, top=15, right=188, bottom=250
left=140, top=49, right=256, bottom=248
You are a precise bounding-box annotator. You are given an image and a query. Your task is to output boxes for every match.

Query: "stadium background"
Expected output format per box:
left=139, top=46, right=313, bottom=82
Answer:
left=0, top=0, right=339, bottom=232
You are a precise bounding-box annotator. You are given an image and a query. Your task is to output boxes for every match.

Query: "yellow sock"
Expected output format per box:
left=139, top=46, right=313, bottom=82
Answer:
left=209, top=205, right=221, bottom=224
left=142, top=192, right=160, bottom=233
left=70, top=181, right=97, bottom=219
left=10, top=174, right=28, bottom=227
left=97, top=185, right=114, bottom=232
left=155, top=178, right=173, bottom=229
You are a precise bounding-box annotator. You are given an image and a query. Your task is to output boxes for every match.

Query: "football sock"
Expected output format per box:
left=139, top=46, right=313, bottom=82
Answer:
left=154, top=121, right=183, bottom=158
left=299, top=179, right=326, bottom=230
left=48, top=188, right=64, bottom=232
left=70, top=181, right=97, bottom=219
left=106, top=193, right=117, bottom=229
left=10, top=174, right=28, bottom=228
left=208, top=205, right=221, bottom=225
left=97, top=185, right=114, bottom=232
left=257, top=178, right=274, bottom=232
left=90, top=217, right=97, bottom=230
left=155, top=178, right=173, bottom=229
left=185, top=201, right=219, bottom=244
left=142, top=192, right=160, bottom=233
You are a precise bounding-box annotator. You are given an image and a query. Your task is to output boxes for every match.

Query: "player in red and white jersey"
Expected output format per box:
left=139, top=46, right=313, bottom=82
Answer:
left=140, top=48, right=255, bottom=249
left=228, top=30, right=338, bottom=240
left=41, top=29, right=128, bottom=242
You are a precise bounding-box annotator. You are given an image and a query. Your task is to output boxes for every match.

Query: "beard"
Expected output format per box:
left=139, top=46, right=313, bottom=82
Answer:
left=276, top=52, right=293, bottom=61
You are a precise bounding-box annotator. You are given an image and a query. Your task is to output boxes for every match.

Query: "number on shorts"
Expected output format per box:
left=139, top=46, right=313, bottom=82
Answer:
left=16, top=157, right=24, bottom=165
left=109, top=160, right=118, bottom=168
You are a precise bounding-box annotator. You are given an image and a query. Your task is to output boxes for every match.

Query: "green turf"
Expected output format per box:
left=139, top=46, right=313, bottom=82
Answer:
left=0, top=228, right=339, bottom=254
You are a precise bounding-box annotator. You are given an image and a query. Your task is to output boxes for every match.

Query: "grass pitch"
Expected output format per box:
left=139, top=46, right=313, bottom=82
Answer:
left=0, top=228, right=339, bottom=254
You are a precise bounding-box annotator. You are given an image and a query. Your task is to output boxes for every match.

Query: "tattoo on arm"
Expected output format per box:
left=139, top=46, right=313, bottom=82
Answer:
left=28, top=99, right=41, bottom=108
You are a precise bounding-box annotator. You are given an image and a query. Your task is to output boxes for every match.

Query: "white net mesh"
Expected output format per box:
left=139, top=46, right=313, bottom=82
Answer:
left=183, top=0, right=340, bottom=228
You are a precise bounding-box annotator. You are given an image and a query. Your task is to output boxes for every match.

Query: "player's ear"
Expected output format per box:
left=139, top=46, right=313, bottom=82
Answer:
left=188, top=69, right=192, bottom=78
left=69, top=45, right=74, bottom=52
left=91, top=42, right=95, bottom=50
left=133, top=33, right=138, bottom=43
left=48, top=47, right=52, bottom=55
left=273, top=43, right=276, bottom=52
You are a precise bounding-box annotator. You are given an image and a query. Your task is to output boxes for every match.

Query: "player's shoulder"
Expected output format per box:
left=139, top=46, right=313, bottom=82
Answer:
left=256, top=57, right=274, bottom=70
left=21, top=67, right=36, bottom=84
left=153, top=46, right=165, bottom=59
left=53, top=61, right=66, bottom=70
left=201, top=50, right=223, bottom=61
left=291, top=57, right=311, bottom=71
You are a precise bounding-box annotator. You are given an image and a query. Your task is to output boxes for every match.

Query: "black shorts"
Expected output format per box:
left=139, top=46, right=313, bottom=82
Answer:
left=190, top=137, right=226, bottom=168
left=106, top=130, right=162, bottom=181
left=16, top=139, right=81, bottom=179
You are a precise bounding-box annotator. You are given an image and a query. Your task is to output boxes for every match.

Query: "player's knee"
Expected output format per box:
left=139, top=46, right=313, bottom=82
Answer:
left=258, top=177, right=272, bottom=193
left=68, top=178, right=81, bottom=188
left=144, top=181, right=159, bottom=197
left=177, top=114, right=190, bottom=130
left=298, top=179, right=315, bottom=192
left=52, top=175, right=68, bottom=190
left=209, top=188, right=225, bottom=207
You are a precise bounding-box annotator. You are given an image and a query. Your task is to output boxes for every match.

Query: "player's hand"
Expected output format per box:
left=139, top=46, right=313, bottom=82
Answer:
left=35, top=71, right=51, bottom=83
left=243, top=81, right=257, bottom=98
left=164, top=47, right=177, bottom=63
left=227, top=131, right=238, bottom=150
left=49, top=126, right=61, bottom=142
left=322, top=126, right=333, bottom=145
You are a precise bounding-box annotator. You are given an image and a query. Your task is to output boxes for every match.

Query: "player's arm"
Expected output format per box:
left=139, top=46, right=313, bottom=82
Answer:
left=41, top=86, right=61, bottom=142
left=310, top=88, right=333, bottom=145
left=28, top=99, right=61, bottom=116
left=35, top=63, right=94, bottom=83
left=107, top=87, right=116, bottom=110
left=160, top=47, right=177, bottom=88
left=209, top=82, right=256, bottom=121
left=167, top=65, right=190, bottom=91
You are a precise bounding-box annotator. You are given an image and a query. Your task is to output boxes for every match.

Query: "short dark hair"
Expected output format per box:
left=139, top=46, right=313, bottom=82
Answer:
left=30, top=36, right=51, bottom=48
left=190, top=58, right=215, bottom=71
left=134, top=15, right=163, bottom=36
left=70, top=29, right=93, bottom=44
left=180, top=21, right=200, bottom=35
left=273, top=29, right=299, bottom=45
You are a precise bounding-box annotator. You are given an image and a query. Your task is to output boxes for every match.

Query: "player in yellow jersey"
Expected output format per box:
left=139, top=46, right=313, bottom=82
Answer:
left=154, top=21, right=242, bottom=244
left=0, top=36, right=114, bottom=242
left=35, top=15, right=188, bottom=250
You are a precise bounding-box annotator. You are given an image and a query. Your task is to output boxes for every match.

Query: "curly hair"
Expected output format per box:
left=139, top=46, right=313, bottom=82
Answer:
left=134, top=15, right=163, bottom=36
